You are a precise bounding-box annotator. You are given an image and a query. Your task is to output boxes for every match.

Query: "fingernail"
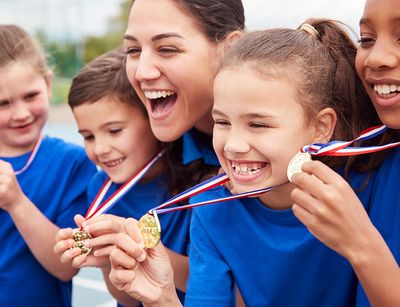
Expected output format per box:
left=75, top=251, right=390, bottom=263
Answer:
left=138, top=252, right=146, bottom=262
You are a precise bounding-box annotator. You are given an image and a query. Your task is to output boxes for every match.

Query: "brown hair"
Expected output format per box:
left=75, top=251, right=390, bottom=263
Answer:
left=68, top=47, right=145, bottom=114
left=220, top=19, right=384, bottom=174
left=131, top=0, right=245, bottom=42
left=0, top=24, right=48, bottom=76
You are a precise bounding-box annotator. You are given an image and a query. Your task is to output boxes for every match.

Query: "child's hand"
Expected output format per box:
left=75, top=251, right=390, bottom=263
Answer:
left=109, top=218, right=177, bottom=305
left=0, top=160, right=26, bottom=211
left=63, top=214, right=125, bottom=268
left=291, top=160, right=376, bottom=261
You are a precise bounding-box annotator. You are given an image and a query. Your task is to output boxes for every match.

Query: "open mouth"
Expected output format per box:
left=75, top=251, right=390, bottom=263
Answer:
left=102, top=157, right=125, bottom=168
left=144, top=90, right=177, bottom=117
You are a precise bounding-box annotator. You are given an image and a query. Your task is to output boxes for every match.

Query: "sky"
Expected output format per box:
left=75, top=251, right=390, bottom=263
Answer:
left=0, top=0, right=366, bottom=41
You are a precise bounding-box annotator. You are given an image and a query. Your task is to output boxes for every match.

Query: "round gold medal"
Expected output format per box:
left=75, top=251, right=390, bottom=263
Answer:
left=138, top=212, right=161, bottom=249
left=287, top=152, right=312, bottom=182
left=72, top=230, right=93, bottom=255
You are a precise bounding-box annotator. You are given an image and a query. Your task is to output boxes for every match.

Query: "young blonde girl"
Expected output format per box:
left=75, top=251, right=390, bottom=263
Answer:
left=0, top=24, right=96, bottom=307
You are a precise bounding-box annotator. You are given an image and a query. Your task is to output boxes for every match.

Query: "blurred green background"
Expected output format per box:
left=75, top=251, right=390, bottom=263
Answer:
left=47, top=0, right=130, bottom=104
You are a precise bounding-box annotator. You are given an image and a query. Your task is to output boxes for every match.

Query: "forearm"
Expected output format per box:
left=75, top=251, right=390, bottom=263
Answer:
left=165, top=248, right=189, bottom=292
left=348, top=227, right=400, bottom=307
left=101, top=267, right=141, bottom=307
left=8, top=195, right=79, bottom=281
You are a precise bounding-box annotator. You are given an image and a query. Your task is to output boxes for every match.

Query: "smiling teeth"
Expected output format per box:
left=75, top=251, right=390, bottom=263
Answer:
left=104, top=158, right=124, bottom=167
left=374, top=84, right=400, bottom=95
left=144, top=90, right=175, bottom=99
left=231, top=161, right=266, bottom=175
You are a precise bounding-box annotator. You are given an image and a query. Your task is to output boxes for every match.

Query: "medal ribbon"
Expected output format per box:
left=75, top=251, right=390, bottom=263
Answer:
left=85, top=149, right=164, bottom=219
left=149, top=173, right=286, bottom=215
left=302, top=124, right=400, bottom=156
left=13, top=134, right=44, bottom=175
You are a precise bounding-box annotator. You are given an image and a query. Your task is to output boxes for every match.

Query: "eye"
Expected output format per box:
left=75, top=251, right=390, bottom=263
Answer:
left=126, top=46, right=141, bottom=57
left=109, top=128, right=122, bottom=135
left=214, top=119, right=231, bottom=127
left=358, top=36, right=375, bottom=48
left=81, top=133, right=94, bottom=142
left=158, top=46, right=179, bottom=56
left=249, top=122, right=269, bottom=128
left=0, top=100, right=10, bottom=108
left=24, top=91, right=40, bottom=101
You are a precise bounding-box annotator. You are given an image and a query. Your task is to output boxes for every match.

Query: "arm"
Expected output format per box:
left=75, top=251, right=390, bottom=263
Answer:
left=165, top=248, right=189, bottom=292
left=0, top=161, right=78, bottom=281
left=291, top=160, right=400, bottom=307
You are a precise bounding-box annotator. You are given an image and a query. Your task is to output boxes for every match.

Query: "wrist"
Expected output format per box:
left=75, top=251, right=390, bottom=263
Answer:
left=145, top=283, right=182, bottom=307
left=7, top=194, right=30, bottom=216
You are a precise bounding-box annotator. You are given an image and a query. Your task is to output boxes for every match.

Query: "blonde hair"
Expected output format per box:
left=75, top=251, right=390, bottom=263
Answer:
left=0, top=24, right=49, bottom=77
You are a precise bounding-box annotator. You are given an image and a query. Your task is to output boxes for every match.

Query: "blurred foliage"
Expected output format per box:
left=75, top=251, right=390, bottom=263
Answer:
left=37, top=0, right=131, bottom=104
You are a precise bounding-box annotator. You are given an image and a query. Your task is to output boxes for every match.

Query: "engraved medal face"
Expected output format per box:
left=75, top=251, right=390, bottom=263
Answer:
left=72, top=230, right=93, bottom=255
left=138, top=213, right=161, bottom=249
left=287, top=152, right=312, bottom=182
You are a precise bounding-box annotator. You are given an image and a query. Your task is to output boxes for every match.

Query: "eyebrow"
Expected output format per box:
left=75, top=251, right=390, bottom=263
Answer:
left=123, top=32, right=185, bottom=42
left=360, top=16, right=400, bottom=26
left=212, top=108, right=276, bottom=119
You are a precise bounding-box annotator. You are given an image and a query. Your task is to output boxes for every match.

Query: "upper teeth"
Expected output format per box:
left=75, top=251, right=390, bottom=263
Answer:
left=374, top=84, right=400, bottom=95
left=231, top=161, right=265, bottom=174
left=144, top=90, right=175, bottom=99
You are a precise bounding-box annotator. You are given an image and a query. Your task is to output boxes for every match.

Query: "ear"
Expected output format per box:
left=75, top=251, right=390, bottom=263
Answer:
left=44, top=69, right=53, bottom=99
left=217, top=30, right=243, bottom=57
left=313, top=107, right=337, bottom=143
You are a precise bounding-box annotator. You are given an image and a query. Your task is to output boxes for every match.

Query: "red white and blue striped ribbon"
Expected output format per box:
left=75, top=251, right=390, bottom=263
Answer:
left=13, top=133, right=44, bottom=175
left=302, top=124, right=399, bottom=156
left=150, top=173, right=286, bottom=215
left=85, top=149, right=164, bottom=219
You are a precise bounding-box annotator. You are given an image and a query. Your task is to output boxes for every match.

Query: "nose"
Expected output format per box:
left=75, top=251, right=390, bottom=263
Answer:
left=94, top=138, right=112, bottom=157
left=134, top=51, right=161, bottom=82
left=364, top=38, right=399, bottom=70
left=11, top=101, right=30, bottom=121
left=223, top=130, right=251, bottom=154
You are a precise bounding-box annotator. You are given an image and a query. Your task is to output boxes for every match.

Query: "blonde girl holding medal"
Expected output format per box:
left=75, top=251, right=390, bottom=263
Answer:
left=0, top=25, right=96, bottom=307
left=291, top=0, right=400, bottom=306
left=107, top=20, right=381, bottom=306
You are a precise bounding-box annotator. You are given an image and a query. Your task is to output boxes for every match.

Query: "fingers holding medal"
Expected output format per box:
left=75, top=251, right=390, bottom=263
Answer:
left=138, top=211, right=161, bottom=249
left=72, top=230, right=93, bottom=255
left=287, top=152, right=312, bottom=182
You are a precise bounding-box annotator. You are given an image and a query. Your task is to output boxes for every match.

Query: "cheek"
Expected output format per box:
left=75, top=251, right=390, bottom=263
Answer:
left=355, top=51, right=365, bottom=79
left=84, top=144, right=97, bottom=163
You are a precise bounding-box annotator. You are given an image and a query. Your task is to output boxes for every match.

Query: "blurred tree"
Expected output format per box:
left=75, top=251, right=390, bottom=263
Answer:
left=84, top=0, right=131, bottom=62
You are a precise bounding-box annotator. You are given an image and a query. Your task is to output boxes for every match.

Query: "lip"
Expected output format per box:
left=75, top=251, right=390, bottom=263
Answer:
left=101, top=157, right=125, bottom=169
left=10, top=122, right=34, bottom=133
left=364, top=77, right=400, bottom=108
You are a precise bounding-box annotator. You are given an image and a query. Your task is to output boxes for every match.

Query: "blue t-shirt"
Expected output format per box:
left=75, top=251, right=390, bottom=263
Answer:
left=356, top=147, right=400, bottom=307
left=186, top=185, right=364, bottom=307
left=87, top=171, right=191, bottom=257
left=0, top=136, right=96, bottom=307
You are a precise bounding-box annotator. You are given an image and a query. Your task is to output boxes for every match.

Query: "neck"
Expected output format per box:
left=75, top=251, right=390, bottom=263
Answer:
left=257, top=182, right=294, bottom=210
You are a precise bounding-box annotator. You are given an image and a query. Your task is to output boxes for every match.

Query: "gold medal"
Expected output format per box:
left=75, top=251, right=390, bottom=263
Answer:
left=72, top=230, right=93, bottom=255
left=138, top=212, right=161, bottom=249
left=287, top=152, right=312, bottom=182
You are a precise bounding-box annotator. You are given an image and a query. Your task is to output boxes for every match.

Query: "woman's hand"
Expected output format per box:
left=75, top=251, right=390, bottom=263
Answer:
left=109, top=218, right=180, bottom=306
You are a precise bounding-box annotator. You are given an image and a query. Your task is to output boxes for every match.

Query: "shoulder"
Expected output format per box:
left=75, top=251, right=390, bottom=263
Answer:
left=41, top=136, right=87, bottom=159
